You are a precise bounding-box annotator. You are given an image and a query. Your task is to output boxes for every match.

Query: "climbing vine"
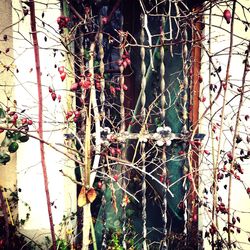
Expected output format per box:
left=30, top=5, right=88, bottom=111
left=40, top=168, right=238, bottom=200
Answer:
left=0, top=0, right=250, bottom=249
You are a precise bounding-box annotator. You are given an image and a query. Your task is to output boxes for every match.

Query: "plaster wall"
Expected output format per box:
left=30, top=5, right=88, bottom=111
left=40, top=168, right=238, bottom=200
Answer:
left=1, top=0, right=77, bottom=243
left=0, top=0, right=17, bottom=194
left=200, top=1, right=250, bottom=248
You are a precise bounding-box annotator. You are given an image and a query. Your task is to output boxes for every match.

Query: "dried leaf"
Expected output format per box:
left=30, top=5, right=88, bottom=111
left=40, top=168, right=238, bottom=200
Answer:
left=78, top=186, right=87, bottom=207
left=86, top=188, right=97, bottom=203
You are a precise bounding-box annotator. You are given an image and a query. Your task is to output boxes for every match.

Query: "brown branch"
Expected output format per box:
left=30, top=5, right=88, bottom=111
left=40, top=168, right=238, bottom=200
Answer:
left=29, top=1, right=56, bottom=249
left=0, top=126, right=85, bottom=167
left=228, top=41, right=250, bottom=247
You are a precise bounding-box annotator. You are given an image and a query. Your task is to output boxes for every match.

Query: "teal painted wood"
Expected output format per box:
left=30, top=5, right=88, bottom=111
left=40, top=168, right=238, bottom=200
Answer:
left=95, top=16, right=190, bottom=248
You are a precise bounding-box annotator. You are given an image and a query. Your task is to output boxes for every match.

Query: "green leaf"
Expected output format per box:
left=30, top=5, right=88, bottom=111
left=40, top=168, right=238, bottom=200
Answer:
left=0, top=107, right=6, bottom=118
left=0, top=153, right=10, bottom=164
left=19, top=135, right=29, bottom=142
left=94, top=60, right=100, bottom=67
left=6, top=130, right=13, bottom=139
left=12, top=131, right=21, bottom=141
left=8, top=142, right=19, bottom=153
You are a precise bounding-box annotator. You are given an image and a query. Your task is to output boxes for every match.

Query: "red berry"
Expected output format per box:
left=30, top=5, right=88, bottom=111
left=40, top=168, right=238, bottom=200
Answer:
left=223, top=9, right=231, bottom=24
left=58, top=66, right=65, bottom=74
left=70, top=83, right=78, bottom=91
left=122, top=60, right=128, bottom=68
left=95, top=81, right=101, bottom=90
left=58, top=95, right=61, bottom=102
left=178, top=201, right=185, bottom=210
left=13, top=113, right=18, bottom=120
left=193, top=214, right=198, bottom=222
left=82, top=80, right=91, bottom=89
left=57, top=16, right=69, bottom=29
left=60, top=72, right=66, bottom=81
left=57, top=16, right=62, bottom=24
left=65, top=17, right=70, bottom=23
left=200, top=96, right=206, bottom=102
left=160, top=175, right=164, bottom=183
left=48, top=86, right=53, bottom=93
left=74, top=111, right=81, bottom=118
left=12, top=118, right=16, bottom=125
left=102, top=16, right=108, bottom=24
left=227, top=152, right=233, bottom=160
left=110, top=86, right=116, bottom=95
left=97, top=181, right=102, bottom=189
left=21, top=118, right=27, bottom=125
left=125, top=58, right=131, bottom=65
left=194, top=140, right=202, bottom=147
left=187, top=174, right=193, bottom=181
left=110, top=147, right=116, bottom=156
left=67, top=111, right=73, bottom=117
left=178, top=150, right=185, bottom=155
left=117, top=59, right=123, bottom=66
left=116, top=148, right=122, bottom=155
left=204, top=149, right=210, bottom=155
left=27, top=119, right=33, bottom=125
left=198, top=75, right=203, bottom=83
left=113, top=174, right=119, bottom=182
left=123, top=84, right=128, bottom=91
left=84, top=6, right=90, bottom=14
left=247, top=187, right=250, bottom=194
left=51, top=92, right=57, bottom=101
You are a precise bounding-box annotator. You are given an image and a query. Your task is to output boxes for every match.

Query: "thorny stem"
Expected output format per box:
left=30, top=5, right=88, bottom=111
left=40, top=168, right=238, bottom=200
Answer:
left=29, top=1, right=56, bottom=249
left=208, top=3, right=218, bottom=249
left=227, top=41, right=250, bottom=247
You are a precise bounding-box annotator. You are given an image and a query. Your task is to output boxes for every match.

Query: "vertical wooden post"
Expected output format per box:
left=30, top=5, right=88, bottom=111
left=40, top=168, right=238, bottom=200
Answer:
left=188, top=8, right=202, bottom=249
